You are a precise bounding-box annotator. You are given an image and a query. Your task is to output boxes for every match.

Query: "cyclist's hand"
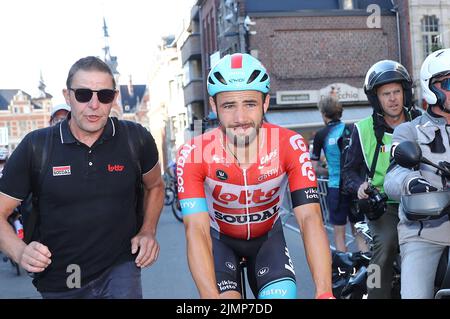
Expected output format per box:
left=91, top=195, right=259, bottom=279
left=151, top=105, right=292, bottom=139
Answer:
left=357, top=182, right=369, bottom=199
left=407, top=177, right=438, bottom=194
left=131, top=231, right=160, bottom=268
left=19, top=241, right=51, bottom=273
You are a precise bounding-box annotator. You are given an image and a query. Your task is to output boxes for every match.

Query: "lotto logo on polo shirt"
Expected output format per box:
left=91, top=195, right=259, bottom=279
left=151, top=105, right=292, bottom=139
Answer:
left=53, top=166, right=71, bottom=176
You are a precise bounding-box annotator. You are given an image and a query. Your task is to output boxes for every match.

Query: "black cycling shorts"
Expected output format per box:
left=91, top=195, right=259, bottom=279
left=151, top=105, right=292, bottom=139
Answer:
left=211, top=219, right=296, bottom=297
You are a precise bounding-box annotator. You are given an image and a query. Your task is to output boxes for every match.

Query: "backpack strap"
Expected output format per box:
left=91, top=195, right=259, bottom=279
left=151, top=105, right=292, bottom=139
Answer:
left=121, top=120, right=146, bottom=230
left=24, top=126, right=54, bottom=243
left=121, top=120, right=144, bottom=174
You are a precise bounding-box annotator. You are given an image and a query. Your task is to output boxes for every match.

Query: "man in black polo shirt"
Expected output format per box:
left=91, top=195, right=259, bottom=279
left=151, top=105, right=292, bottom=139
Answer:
left=0, top=56, right=164, bottom=298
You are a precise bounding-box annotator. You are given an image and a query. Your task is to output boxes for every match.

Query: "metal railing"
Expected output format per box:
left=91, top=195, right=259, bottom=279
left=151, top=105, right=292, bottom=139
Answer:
left=280, top=177, right=330, bottom=229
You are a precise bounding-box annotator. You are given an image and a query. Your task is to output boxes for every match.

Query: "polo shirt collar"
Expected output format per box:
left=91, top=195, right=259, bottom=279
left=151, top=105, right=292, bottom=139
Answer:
left=59, top=112, right=116, bottom=144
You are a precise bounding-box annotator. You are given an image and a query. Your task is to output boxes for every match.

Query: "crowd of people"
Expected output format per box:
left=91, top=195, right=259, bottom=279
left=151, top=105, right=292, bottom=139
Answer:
left=0, top=47, right=449, bottom=299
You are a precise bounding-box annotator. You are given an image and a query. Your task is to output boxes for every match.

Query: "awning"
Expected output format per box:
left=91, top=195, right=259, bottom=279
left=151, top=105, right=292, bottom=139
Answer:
left=265, top=106, right=372, bottom=129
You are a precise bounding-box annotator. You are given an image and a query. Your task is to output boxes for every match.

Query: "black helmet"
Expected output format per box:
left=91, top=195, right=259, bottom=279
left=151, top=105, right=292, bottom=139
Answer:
left=364, top=60, right=413, bottom=114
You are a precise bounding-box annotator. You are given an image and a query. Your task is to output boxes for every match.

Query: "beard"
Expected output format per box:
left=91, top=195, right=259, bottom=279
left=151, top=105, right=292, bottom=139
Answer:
left=221, top=119, right=263, bottom=147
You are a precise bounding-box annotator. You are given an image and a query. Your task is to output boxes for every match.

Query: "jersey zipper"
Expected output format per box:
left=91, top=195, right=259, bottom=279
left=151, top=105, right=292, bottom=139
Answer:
left=242, top=168, right=251, bottom=240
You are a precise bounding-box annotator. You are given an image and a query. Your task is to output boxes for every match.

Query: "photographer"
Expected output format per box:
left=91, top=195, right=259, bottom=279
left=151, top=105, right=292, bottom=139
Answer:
left=384, top=49, right=450, bottom=299
left=342, top=60, right=420, bottom=298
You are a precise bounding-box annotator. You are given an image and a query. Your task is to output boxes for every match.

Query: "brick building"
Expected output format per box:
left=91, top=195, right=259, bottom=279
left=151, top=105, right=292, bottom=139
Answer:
left=0, top=88, right=52, bottom=151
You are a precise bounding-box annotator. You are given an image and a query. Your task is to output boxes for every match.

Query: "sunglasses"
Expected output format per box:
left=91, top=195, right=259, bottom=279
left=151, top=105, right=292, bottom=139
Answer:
left=69, top=88, right=116, bottom=104
left=434, top=78, right=450, bottom=91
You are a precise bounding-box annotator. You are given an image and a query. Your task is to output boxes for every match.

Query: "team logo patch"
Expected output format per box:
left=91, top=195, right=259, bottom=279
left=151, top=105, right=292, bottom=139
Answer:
left=225, top=262, right=236, bottom=271
left=216, top=169, right=228, bottom=181
left=53, top=165, right=71, bottom=176
left=257, top=267, right=269, bottom=277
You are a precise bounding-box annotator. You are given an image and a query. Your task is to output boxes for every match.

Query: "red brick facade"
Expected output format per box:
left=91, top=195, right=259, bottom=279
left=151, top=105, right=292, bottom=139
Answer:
left=249, top=15, right=399, bottom=92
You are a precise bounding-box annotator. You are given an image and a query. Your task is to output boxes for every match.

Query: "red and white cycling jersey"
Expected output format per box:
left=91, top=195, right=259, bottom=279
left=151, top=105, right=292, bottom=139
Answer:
left=177, top=122, right=319, bottom=240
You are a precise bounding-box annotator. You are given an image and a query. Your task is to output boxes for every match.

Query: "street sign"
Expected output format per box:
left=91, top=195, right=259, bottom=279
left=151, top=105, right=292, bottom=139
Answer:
left=0, top=127, right=8, bottom=146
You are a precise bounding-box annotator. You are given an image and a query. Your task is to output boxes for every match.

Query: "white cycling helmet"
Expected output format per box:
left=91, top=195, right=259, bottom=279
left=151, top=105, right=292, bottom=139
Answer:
left=420, top=48, right=450, bottom=111
left=50, top=103, right=71, bottom=118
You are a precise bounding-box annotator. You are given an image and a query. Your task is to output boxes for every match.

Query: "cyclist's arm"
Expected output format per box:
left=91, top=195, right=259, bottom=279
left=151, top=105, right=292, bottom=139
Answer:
left=285, top=133, right=332, bottom=298
left=177, top=142, right=219, bottom=298
left=293, top=203, right=332, bottom=298
left=184, top=212, right=220, bottom=298
left=311, top=129, right=328, bottom=176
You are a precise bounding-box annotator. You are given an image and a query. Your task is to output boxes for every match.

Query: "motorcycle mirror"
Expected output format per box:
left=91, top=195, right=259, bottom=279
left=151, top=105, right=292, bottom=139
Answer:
left=393, top=141, right=422, bottom=168
left=394, top=140, right=449, bottom=174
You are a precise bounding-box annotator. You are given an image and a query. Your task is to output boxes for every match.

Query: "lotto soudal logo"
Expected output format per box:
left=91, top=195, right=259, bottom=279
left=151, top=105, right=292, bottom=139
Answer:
left=108, top=164, right=124, bottom=172
left=213, top=185, right=280, bottom=205
left=53, top=166, right=71, bottom=176
left=216, top=169, right=228, bottom=181
left=214, top=205, right=280, bottom=224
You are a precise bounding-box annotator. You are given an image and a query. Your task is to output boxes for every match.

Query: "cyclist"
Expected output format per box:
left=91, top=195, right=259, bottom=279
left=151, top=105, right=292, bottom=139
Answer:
left=311, top=96, right=368, bottom=253
left=384, top=48, right=450, bottom=298
left=177, top=53, right=333, bottom=299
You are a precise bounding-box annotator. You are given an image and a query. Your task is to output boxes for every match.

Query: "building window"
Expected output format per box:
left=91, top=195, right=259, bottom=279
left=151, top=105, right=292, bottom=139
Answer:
left=342, top=0, right=353, bottom=10
left=422, top=15, right=441, bottom=58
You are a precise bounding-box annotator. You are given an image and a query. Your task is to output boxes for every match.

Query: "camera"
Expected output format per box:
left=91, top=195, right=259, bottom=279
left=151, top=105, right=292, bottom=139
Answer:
left=357, top=185, right=388, bottom=220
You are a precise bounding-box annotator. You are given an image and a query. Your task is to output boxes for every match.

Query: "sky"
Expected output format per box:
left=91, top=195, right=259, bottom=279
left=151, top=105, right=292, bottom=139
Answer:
left=0, top=0, right=195, bottom=104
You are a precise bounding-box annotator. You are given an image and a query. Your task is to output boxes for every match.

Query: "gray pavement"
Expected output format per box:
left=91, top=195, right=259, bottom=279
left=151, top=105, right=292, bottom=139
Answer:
left=0, top=205, right=352, bottom=299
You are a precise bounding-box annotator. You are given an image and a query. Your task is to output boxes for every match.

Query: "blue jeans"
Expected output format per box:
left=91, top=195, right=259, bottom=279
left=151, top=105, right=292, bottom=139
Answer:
left=40, top=261, right=142, bottom=299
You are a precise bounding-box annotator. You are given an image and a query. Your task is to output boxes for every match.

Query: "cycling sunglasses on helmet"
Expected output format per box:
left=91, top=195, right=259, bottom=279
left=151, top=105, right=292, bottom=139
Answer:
left=69, top=88, right=116, bottom=104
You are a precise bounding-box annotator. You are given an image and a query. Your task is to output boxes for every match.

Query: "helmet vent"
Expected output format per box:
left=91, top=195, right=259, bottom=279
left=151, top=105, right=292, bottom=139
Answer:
left=208, top=76, right=215, bottom=84
left=260, top=73, right=268, bottom=82
left=247, top=70, right=261, bottom=84
left=214, top=72, right=227, bottom=85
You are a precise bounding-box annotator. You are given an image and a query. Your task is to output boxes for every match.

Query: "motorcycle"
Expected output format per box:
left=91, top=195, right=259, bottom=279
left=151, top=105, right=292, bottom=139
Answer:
left=331, top=222, right=401, bottom=299
left=393, top=140, right=450, bottom=299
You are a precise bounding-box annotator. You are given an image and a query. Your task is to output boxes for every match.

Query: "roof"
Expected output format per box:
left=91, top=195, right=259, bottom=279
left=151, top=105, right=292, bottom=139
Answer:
left=119, top=84, right=147, bottom=113
left=0, top=89, right=32, bottom=111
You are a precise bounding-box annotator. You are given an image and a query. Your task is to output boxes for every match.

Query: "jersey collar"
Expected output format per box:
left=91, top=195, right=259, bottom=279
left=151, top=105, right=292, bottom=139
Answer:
left=59, top=113, right=116, bottom=144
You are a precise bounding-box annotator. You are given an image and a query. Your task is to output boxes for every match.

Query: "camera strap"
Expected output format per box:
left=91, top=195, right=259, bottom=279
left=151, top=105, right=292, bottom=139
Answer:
left=368, top=141, right=382, bottom=181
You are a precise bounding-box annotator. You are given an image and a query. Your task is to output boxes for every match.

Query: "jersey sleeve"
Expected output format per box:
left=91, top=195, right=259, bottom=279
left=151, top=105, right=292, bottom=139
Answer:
left=176, top=141, right=208, bottom=216
left=284, top=133, right=320, bottom=208
left=138, top=125, right=159, bottom=174
left=310, top=128, right=326, bottom=161
left=0, top=132, right=33, bottom=200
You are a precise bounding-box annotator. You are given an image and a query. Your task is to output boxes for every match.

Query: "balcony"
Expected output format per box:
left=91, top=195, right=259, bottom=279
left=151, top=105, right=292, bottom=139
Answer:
left=181, top=33, right=201, bottom=65
left=183, top=79, right=204, bottom=106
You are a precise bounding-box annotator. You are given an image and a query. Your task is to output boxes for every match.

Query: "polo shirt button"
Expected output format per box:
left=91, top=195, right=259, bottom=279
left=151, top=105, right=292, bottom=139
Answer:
left=89, top=162, right=93, bottom=166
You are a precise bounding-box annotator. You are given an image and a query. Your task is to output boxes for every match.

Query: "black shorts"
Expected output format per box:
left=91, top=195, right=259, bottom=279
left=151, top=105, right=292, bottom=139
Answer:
left=327, top=188, right=364, bottom=225
left=211, top=219, right=296, bottom=297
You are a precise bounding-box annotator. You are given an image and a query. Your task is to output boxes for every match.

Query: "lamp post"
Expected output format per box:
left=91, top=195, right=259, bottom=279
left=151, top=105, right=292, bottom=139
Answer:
left=237, top=16, right=246, bottom=53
